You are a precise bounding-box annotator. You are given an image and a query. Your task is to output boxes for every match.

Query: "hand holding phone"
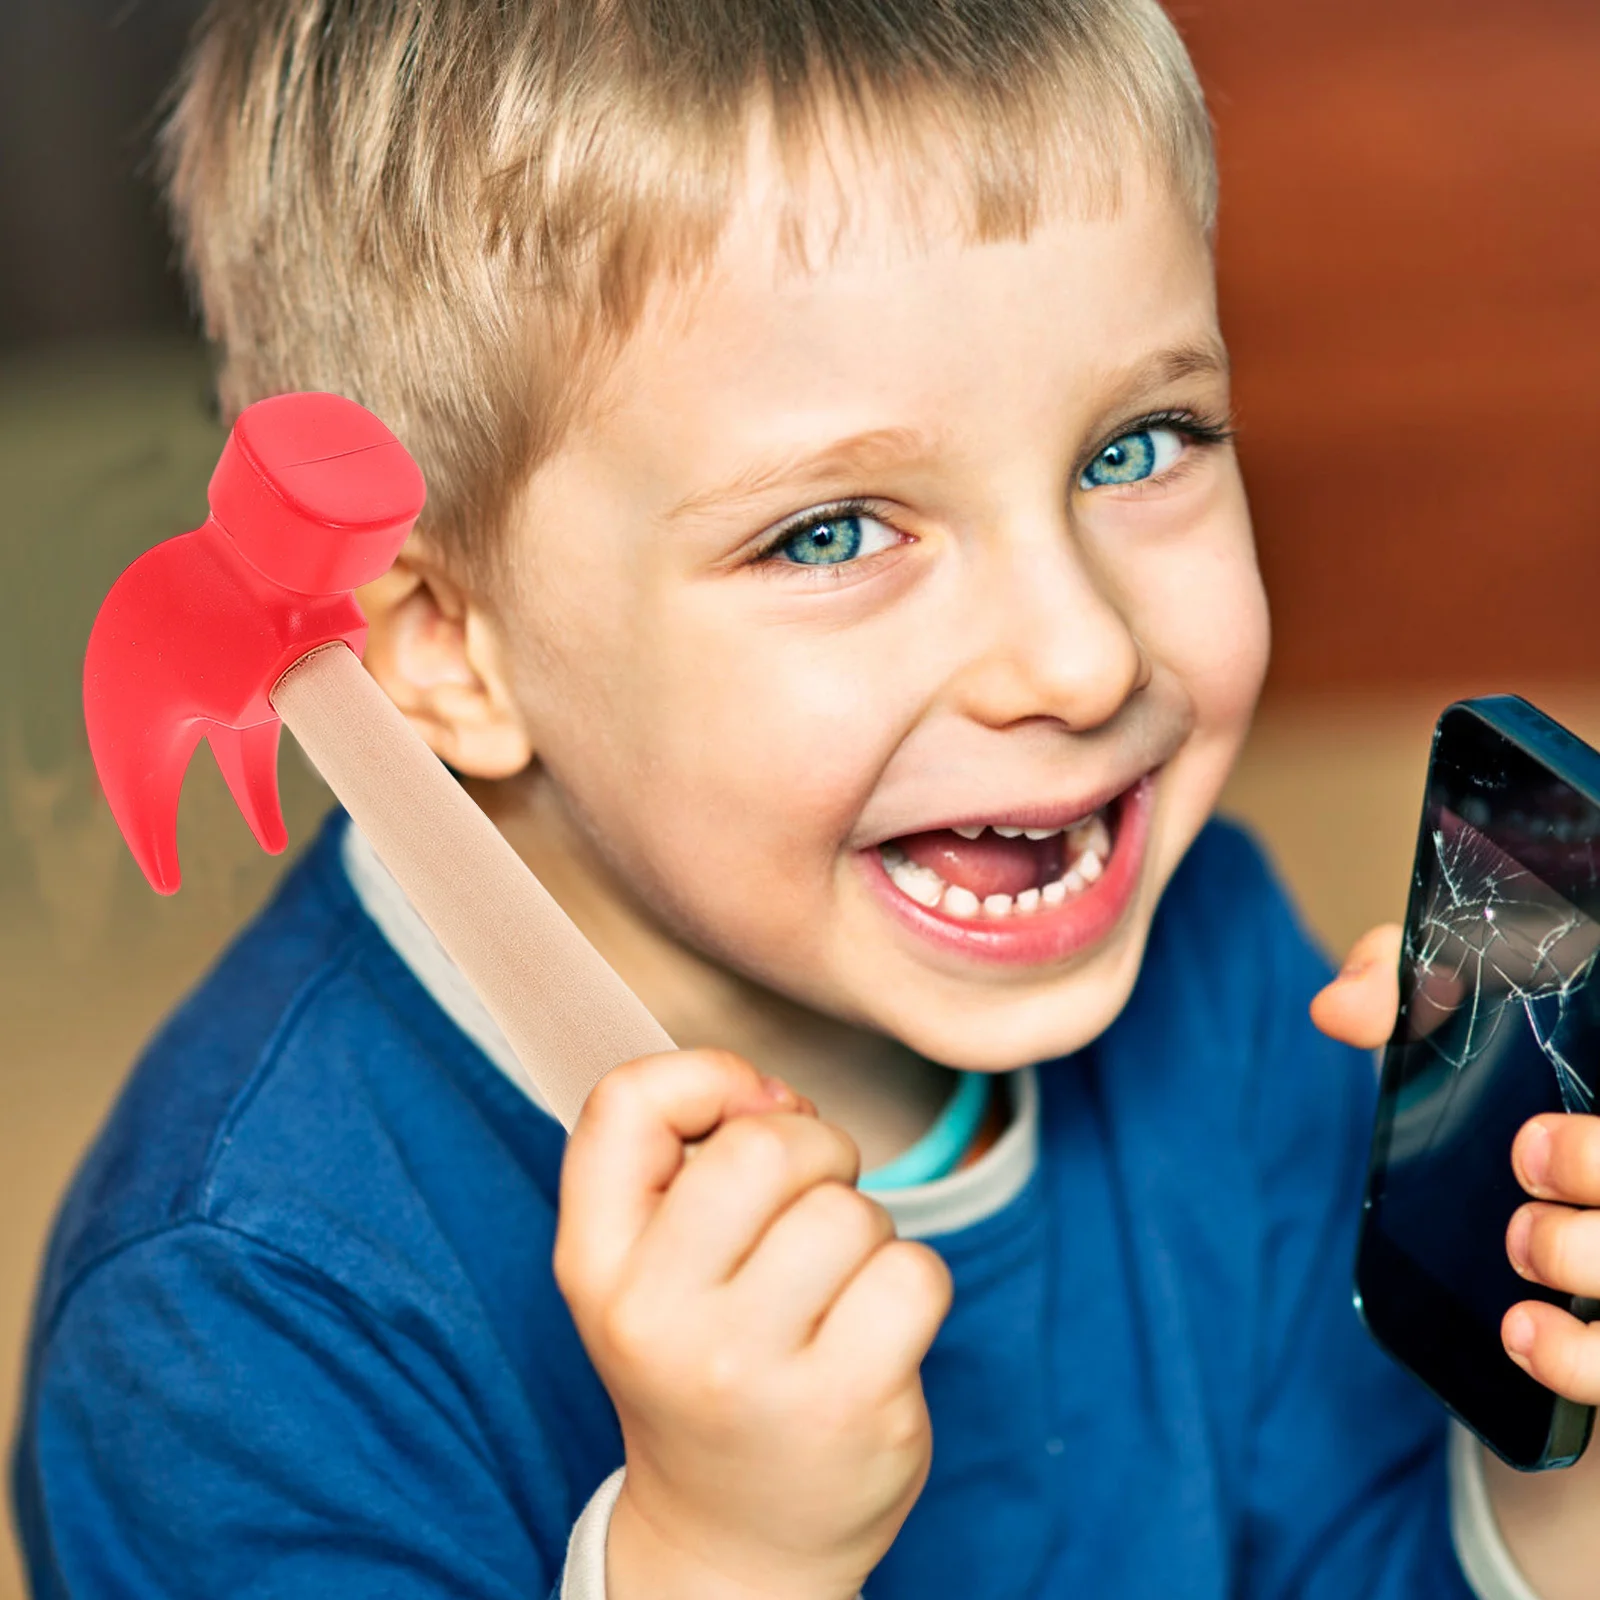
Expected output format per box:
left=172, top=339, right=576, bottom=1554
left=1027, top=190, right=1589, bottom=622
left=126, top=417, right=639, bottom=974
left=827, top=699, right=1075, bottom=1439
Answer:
left=1351, top=696, right=1600, bottom=1471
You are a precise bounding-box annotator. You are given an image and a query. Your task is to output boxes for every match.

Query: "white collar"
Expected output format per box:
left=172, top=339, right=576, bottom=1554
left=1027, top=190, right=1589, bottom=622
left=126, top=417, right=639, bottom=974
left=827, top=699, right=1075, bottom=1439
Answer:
left=339, top=820, right=1039, bottom=1239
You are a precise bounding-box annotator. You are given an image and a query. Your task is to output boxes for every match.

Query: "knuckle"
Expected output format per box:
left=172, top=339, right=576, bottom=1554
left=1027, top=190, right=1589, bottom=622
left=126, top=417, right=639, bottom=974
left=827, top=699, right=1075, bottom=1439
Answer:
left=690, top=1336, right=755, bottom=1412
left=851, top=1238, right=949, bottom=1322
left=888, top=1240, right=955, bottom=1313
left=851, top=1189, right=899, bottom=1249
left=583, top=1055, right=653, bottom=1119
left=825, top=1123, right=864, bottom=1184
left=1537, top=1329, right=1590, bottom=1399
left=688, top=1045, right=758, bottom=1084
left=598, top=1289, right=658, bottom=1363
left=902, top=1241, right=947, bottom=1331
left=785, top=1116, right=859, bottom=1188
left=1570, top=1119, right=1600, bottom=1191
left=717, top=1112, right=859, bottom=1188
left=880, top=1389, right=933, bottom=1454
left=808, top=1181, right=893, bottom=1244
left=851, top=1186, right=898, bottom=1240
left=714, top=1114, right=790, bottom=1174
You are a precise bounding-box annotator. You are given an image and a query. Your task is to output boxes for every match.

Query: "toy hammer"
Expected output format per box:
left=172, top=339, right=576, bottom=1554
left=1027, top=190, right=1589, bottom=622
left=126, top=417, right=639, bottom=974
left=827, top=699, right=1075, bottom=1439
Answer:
left=83, top=392, right=673, bottom=1130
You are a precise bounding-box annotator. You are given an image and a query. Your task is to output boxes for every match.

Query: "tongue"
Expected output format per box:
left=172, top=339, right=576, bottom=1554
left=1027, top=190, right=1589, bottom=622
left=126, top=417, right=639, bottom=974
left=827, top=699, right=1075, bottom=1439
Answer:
left=897, top=829, right=1064, bottom=899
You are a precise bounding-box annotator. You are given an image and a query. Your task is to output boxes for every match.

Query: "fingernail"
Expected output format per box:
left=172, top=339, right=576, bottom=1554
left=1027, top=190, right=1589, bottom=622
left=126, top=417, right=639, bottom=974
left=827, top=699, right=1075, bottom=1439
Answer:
left=1338, top=955, right=1375, bottom=982
left=1507, top=1208, right=1532, bottom=1275
left=760, top=1075, right=799, bottom=1109
left=1504, top=1308, right=1536, bottom=1359
left=1520, top=1121, right=1552, bottom=1191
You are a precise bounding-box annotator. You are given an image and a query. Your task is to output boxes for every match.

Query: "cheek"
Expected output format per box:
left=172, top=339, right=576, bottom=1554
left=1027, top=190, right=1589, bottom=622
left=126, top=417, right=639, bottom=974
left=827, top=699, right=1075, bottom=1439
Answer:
left=591, top=645, right=901, bottom=965
left=527, top=583, right=899, bottom=891
left=1115, top=488, right=1270, bottom=729
left=648, top=624, right=897, bottom=850
left=1171, top=557, right=1271, bottom=725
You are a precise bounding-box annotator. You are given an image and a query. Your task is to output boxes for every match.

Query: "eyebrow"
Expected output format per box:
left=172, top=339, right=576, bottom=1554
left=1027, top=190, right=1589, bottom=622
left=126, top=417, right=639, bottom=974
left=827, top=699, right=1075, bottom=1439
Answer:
left=661, top=339, right=1230, bottom=525
left=662, top=427, right=933, bottom=525
left=1113, top=339, right=1231, bottom=395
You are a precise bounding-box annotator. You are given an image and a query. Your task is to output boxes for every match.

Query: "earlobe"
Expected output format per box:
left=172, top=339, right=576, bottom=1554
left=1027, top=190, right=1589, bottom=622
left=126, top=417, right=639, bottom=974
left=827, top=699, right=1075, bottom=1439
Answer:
left=356, top=549, right=534, bottom=780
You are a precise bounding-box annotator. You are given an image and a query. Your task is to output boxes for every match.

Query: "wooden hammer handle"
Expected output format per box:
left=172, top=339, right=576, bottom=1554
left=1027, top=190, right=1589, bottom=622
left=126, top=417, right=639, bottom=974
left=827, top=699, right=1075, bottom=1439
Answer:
left=271, top=642, right=675, bottom=1130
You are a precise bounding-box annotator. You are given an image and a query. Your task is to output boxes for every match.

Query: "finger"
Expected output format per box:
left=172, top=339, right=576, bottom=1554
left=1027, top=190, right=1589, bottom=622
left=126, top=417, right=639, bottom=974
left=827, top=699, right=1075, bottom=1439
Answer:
left=1503, top=1301, right=1600, bottom=1405
left=809, top=1238, right=953, bottom=1398
left=1507, top=1202, right=1600, bottom=1299
left=629, top=1110, right=862, bottom=1293
left=1309, top=924, right=1403, bottom=1050
left=556, top=1049, right=786, bottom=1298
left=1513, top=1114, right=1600, bottom=1205
left=729, top=1180, right=898, bottom=1349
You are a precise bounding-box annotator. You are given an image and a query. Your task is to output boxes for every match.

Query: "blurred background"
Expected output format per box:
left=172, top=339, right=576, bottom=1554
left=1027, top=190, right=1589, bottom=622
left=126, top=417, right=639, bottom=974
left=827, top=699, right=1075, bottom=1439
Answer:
left=3, top=0, right=1599, bottom=1592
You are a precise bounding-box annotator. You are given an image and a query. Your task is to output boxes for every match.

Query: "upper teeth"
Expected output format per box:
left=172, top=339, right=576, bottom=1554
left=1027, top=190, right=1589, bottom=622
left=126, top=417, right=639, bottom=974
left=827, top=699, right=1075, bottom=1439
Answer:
left=949, top=820, right=1098, bottom=844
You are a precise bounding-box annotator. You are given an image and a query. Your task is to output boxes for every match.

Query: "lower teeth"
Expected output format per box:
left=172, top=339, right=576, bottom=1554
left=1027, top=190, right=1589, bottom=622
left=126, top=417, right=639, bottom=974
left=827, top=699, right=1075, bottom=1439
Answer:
left=880, top=814, right=1110, bottom=921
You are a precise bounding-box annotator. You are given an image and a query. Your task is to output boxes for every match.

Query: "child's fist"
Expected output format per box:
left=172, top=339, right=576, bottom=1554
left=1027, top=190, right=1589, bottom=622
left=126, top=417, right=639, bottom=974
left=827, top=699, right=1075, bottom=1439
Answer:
left=553, top=1048, right=954, bottom=1600
left=1313, top=925, right=1600, bottom=1408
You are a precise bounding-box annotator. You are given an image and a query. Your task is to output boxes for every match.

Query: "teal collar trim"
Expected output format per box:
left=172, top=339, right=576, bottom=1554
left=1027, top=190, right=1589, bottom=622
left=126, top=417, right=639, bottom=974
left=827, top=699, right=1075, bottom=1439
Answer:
left=858, top=1070, right=992, bottom=1192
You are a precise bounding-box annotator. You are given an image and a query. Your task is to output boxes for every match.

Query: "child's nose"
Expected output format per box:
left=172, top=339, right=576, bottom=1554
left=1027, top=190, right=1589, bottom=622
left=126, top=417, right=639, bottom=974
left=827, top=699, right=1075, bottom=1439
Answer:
left=945, top=536, right=1148, bottom=734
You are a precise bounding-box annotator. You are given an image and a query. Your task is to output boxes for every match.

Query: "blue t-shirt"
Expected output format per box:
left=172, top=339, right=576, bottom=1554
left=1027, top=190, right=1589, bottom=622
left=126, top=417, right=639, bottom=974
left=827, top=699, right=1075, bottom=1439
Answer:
left=11, top=812, right=1473, bottom=1598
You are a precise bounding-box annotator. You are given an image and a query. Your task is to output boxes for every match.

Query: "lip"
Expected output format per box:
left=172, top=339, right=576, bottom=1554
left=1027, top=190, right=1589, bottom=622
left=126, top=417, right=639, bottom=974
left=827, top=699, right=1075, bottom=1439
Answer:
left=854, top=773, right=1156, bottom=967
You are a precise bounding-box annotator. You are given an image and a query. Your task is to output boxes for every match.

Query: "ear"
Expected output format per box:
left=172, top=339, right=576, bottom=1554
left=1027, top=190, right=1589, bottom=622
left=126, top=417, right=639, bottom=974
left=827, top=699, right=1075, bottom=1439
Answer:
left=356, top=543, right=533, bottom=779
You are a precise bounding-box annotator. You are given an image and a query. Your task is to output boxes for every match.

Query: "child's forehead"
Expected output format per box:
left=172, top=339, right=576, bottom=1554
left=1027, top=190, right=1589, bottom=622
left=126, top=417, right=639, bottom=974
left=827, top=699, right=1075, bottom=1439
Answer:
left=613, top=148, right=1218, bottom=402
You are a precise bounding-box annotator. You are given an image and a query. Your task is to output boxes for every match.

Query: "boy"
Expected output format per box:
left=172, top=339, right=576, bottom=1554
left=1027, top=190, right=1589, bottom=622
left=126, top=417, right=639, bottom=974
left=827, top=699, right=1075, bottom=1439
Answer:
left=13, top=1, right=1600, bottom=1595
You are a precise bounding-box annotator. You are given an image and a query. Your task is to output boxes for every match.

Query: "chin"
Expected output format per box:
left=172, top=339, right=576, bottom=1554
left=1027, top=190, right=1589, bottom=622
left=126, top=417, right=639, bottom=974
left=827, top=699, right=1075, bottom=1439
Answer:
left=863, top=917, right=1154, bottom=1073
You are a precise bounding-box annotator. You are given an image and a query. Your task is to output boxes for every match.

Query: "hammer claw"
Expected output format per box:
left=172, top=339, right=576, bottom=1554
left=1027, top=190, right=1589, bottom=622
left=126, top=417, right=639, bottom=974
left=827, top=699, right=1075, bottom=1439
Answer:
left=90, top=714, right=205, bottom=897
left=207, top=722, right=288, bottom=857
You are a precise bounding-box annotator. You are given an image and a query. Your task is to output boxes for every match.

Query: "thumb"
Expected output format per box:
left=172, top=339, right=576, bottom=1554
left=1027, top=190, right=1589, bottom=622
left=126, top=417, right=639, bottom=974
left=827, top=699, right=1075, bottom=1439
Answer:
left=1309, top=923, right=1403, bottom=1051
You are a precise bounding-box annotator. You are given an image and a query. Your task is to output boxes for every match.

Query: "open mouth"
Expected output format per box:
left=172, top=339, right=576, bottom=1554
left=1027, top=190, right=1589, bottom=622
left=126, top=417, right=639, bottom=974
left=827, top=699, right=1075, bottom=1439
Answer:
left=856, top=775, right=1154, bottom=966
left=880, top=809, right=1113, bottom=919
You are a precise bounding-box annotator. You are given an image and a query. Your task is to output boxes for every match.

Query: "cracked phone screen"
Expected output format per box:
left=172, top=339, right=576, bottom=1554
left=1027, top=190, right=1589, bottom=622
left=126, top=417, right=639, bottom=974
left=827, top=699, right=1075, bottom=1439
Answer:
left=1378, top=790, right=1600, bottom=1340
left=1407, top=810, right=1600, bottom=1117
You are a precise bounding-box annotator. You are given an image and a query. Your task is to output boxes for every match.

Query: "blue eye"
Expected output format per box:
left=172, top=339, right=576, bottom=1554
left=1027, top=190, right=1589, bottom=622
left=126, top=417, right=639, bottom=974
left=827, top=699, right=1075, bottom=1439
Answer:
left=1079, top=426, right=1185, bottom=490
left=772, top=510, right=896, bottom=567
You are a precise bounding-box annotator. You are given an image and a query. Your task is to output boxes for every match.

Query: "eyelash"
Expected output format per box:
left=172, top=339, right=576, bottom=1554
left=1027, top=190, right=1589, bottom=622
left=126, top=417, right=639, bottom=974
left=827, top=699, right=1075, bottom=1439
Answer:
left=748, top=496, right=892, bottom=574
left=1090, top=406, right=1237, bottom=467
left=748, top=406, right=1236, bottom=571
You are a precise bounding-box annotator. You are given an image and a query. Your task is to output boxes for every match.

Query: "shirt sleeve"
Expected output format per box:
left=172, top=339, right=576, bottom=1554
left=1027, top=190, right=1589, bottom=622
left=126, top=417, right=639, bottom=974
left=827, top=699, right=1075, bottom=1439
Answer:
left=1448, top=1424, right=1548, bottom=1600
left=557, top=1470, right=867, bottom=1600
left=1234, top=849, right=1479, bottom=1600
left=18, top=1222, right=570, bottom=1600
left=559, top=1469, right=623, bottom=1600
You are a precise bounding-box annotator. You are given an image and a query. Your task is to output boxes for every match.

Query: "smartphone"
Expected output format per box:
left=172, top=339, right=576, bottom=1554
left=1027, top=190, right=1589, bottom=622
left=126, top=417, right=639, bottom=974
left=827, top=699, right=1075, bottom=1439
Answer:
left=1355, top=695, right=1600, bottom=1470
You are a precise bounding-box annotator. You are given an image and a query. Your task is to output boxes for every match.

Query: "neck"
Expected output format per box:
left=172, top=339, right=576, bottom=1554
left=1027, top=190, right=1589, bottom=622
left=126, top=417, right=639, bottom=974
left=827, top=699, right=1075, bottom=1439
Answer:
left=468, top=768, right=958, bottom=1170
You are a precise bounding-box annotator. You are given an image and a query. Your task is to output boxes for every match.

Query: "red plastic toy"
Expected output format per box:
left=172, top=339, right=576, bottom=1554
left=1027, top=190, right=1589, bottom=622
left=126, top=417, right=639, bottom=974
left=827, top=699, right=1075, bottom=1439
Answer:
left=83, top=392, right=425, bottom=893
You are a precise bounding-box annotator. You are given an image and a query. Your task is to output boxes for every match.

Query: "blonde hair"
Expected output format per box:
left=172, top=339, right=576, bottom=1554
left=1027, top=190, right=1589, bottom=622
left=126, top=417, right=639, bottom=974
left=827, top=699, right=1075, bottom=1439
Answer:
left=160, top=0, right=1217, bottom=580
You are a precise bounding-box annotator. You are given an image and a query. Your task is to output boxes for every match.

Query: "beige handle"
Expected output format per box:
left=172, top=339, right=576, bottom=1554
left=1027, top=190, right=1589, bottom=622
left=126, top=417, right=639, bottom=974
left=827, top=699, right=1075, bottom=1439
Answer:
left=271, top=642, right=675, bottom=1130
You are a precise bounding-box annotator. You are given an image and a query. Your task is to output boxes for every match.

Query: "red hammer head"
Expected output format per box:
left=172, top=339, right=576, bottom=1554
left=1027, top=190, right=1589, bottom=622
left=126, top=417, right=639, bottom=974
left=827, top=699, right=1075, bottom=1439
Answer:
left=84, top=392, right=426, bottom=893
